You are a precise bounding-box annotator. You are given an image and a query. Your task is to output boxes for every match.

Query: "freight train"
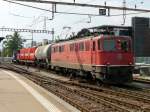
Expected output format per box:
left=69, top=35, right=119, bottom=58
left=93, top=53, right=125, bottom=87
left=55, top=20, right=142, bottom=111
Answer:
left=13, top=25, right=134, bottom=84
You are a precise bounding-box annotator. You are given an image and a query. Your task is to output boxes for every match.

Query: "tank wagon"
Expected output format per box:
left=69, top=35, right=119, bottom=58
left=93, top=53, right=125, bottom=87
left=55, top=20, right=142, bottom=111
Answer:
left=35, top=44, right=52, bottom=68
left=14, top=25, right=134, bottom=84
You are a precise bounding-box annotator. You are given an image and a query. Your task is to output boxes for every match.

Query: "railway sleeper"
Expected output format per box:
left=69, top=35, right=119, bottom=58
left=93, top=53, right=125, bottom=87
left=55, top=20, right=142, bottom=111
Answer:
left=3, top=64, right=150, bottom=112
left=83, top=90, right=149, bottom=112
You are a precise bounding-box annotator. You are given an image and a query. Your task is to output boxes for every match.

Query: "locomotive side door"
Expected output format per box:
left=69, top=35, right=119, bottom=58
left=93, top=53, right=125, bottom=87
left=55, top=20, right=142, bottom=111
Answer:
left=91, top=40, right=96, bottom=66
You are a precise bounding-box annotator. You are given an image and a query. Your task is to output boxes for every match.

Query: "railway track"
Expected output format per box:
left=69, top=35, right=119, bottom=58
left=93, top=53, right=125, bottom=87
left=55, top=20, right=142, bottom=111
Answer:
left=3, top=64, right=128, bottom=112
left=1, top=63, right=150, bottom=112
left=8, top=64, right=150, bottom=100
left=11, top=73, right=136, bottom=112
left=134, top=77, right=150, bottom=84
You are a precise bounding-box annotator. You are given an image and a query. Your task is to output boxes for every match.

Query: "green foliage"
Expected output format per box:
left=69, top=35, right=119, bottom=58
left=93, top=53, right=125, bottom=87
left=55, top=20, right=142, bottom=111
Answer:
left=3, top=32, right=23, bottom=57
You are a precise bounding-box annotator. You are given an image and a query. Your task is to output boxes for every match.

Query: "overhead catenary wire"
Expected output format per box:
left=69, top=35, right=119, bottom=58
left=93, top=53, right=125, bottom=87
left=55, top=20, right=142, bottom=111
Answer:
left=28, top=0, right=147, bottom=32
left=5, top=0, right=150, bottom=32
left=9, top=12, right=33, bottom=18
left=8, top=1, right=33, bottom=19
left=11, top=0, right=150, bottom=12
left=4, top=0, right=150, bottom=40
left=26, top=0, right=95, bottom=27
left=3, top=0, right=150, bottom=17
left=127, top=0, right=144, bottom=5
left=27, top=0, right=112, bottom=31
left=54, top=0, right=97, bottom=17
left=4, top=0, right=105, bottom=17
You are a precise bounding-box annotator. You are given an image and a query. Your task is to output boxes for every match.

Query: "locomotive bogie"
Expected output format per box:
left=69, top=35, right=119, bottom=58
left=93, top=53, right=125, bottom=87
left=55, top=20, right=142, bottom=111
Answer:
left=91, top=66, right=133, bottom=83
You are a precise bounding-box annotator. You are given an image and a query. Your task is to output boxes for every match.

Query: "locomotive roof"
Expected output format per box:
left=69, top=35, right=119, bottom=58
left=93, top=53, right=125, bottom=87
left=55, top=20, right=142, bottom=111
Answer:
left=88, top=25, right=132, bottom=30
left=54, top=35, right=92, bottom=43
left=54, top=25, right=132, bottom=45
left=53, top=35, right=130, bottom=45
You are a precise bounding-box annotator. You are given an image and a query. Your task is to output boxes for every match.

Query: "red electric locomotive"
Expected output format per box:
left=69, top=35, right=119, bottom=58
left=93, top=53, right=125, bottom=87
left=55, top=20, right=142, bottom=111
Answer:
left=17, top=47, right=37, bottom=63
left=51, top=26, right=134, bottom=84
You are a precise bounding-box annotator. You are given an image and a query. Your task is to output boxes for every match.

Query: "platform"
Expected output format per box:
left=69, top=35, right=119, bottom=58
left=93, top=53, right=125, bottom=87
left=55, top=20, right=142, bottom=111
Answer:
left=0, top=69, right=80, bottom=112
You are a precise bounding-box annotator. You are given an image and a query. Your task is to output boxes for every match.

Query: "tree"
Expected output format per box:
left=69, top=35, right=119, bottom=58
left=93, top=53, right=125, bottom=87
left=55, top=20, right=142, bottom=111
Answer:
left=3, top=32, right=23, bottom=57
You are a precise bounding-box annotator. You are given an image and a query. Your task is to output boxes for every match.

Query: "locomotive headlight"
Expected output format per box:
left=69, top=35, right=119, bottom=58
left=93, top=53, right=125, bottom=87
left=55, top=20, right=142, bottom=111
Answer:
left=129, top=62, right=132, bottom=65
left=117, top=39, right=121, bottom=43
left=106, top=62, right=110, bottom=65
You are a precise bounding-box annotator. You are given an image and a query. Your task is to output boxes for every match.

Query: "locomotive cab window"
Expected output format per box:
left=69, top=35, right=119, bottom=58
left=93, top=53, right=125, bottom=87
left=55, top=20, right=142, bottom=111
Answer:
left=103, top=39, right=115, bottom=51
left=120, top=40, right=128, bottom=52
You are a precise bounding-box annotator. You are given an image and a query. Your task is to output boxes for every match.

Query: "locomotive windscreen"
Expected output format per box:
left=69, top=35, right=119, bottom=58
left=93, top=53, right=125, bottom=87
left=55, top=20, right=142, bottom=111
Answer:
left=103, top=40, right=116, bottom=51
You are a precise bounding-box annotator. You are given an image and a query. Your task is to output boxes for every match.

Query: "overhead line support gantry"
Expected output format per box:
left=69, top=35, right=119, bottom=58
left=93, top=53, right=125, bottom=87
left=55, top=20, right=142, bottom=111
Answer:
left=10, top=0, right=150, bottom=12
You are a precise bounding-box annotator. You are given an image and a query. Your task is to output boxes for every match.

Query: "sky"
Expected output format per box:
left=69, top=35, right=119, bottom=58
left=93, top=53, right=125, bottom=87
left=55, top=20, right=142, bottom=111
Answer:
left=0, top=0, right=150, bottom=47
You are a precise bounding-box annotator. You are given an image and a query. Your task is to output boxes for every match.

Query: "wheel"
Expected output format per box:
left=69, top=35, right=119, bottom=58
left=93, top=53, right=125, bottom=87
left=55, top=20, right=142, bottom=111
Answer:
left=96, top=79, right=103, bottom=86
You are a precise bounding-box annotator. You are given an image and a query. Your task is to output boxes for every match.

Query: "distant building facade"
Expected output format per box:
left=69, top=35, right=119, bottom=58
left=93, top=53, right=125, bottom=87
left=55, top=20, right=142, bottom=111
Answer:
left=132, top=17, right=150, bottom=64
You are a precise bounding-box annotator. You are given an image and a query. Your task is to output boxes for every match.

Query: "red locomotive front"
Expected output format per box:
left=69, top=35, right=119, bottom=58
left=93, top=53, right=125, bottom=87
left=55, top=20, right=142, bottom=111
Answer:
left=91, top=36, right=133, bottom=83
left=17, top=47, right=37, bottom=63
left=19, top=48, right=26, bottom=60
